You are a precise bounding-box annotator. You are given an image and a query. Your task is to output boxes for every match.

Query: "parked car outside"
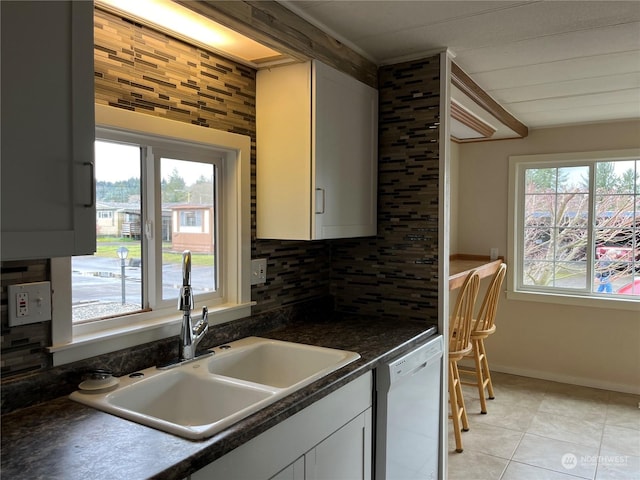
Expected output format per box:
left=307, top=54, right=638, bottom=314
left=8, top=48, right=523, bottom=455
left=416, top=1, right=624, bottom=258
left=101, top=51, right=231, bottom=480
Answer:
left=596, top=245, right=636, bottom=263
left=616, top=278, right=640, bottom=296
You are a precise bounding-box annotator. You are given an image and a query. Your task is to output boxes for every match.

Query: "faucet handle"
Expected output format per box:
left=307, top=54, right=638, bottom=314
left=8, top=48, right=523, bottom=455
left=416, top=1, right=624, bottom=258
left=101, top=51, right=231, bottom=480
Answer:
left=193, top=307, right=209, bottom=338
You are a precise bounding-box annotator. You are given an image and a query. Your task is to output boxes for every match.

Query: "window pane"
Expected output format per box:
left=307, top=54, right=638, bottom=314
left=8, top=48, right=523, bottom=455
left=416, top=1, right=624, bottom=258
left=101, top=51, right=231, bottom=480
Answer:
left=616, top=274, right=640, bottom=296
left=72, top=141, right=143, bottom=323
left=596, top=161, right=636, bottom=194
left=558, top=166, right=588, bottom=193
left=556, top=193, right=588, bottom=227
left=523, top=260, right=551, bottom=286
left=161, top=158, right=216, bottom=302
left=554, top=261, right=587, bottom=289
left=525, top=168, right=556, bottom=193
left=522, top=166, right=589, bottom=291
left=593, top=160, right=638, bottom=295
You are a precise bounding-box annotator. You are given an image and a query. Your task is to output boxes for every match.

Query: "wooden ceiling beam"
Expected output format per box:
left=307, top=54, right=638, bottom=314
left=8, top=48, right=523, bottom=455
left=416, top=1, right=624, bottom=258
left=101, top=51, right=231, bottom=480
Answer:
left=451, top=61, right=528, bottom=138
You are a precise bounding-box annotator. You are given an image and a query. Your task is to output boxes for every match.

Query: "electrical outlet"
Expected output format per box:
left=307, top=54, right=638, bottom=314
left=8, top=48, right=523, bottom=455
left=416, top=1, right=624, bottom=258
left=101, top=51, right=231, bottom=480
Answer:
left=8, top=281, right=52, bottom=326
left=251, top=259, right=267, bottom=285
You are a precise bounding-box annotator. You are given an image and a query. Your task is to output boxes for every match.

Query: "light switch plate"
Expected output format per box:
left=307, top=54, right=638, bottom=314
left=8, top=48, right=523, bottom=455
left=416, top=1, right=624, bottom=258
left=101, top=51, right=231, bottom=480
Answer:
left=8, top=281, right=52, bottom=326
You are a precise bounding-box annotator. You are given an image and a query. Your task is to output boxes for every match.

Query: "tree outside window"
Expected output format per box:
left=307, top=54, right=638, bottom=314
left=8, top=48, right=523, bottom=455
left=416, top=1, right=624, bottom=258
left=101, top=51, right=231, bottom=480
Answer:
left=521, top=159, right=638, bottom=296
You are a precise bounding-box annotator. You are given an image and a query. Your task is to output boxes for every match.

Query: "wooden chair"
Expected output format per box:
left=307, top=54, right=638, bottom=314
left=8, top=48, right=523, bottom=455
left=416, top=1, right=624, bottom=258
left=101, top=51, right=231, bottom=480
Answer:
left=449, top=269, right=480, bottom=453
left=462, top=263, right=507, bottom=414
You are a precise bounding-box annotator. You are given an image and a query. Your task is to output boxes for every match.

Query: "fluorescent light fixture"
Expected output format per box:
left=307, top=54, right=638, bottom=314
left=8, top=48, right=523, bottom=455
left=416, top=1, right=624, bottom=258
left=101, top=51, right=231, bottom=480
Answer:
left=96, top=0, right=283, bottom=66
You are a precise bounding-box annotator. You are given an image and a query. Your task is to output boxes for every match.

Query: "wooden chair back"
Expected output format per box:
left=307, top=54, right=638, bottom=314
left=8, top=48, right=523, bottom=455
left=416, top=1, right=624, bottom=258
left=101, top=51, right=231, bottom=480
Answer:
left=473, top=263, right=507, bottom=334
left=449, top=270, right=480, bottom=356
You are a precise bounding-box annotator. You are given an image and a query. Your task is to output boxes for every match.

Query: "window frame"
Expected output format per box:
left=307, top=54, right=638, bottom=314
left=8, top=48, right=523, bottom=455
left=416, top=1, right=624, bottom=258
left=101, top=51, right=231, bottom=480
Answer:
left=49, top=105, right=252, bottom=366
left=507, top=148, right=640, bottom=311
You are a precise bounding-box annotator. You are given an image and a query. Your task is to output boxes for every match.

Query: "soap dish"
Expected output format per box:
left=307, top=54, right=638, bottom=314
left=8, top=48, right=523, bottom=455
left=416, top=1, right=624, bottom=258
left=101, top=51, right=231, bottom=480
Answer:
left=78, top=369, right=120, bottom=392
left=79, top=376, right=120, bottom=392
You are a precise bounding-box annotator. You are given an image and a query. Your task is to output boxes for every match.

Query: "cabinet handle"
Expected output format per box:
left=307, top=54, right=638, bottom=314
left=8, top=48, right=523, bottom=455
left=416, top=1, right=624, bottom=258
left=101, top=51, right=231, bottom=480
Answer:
left=84, top=161, right=95, bottom=208
left=315, top=188, right=325, bottom=214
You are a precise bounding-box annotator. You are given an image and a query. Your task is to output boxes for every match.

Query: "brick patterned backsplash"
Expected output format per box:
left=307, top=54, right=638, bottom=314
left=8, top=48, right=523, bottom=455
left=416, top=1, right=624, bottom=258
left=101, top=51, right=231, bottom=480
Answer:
left=331, top=55, right=441, bottom=322
left=0, top=260, right=52, bottom=376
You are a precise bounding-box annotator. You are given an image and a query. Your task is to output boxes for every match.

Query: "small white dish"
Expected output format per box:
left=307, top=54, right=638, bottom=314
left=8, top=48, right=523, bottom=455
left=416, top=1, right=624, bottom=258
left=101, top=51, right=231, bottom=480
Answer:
left=79, top=376, right=120, bottom=392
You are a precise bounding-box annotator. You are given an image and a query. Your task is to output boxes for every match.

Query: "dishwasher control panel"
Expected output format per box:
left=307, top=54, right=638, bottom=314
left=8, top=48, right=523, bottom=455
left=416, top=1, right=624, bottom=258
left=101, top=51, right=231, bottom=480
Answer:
left=388, top=335, right=443, bottom=382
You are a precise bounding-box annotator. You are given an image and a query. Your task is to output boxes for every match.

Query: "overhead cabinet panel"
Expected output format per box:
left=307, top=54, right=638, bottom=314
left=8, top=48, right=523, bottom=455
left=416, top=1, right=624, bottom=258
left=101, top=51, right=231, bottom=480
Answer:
left=0, top=1, right=96, bottom=260
left=257, top=60, right=378, bottom=240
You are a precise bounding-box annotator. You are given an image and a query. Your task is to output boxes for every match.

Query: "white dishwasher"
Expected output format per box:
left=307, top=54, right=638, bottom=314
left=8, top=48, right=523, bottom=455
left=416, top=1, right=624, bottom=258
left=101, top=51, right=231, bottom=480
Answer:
left=375, top=334, right=443, bottom=480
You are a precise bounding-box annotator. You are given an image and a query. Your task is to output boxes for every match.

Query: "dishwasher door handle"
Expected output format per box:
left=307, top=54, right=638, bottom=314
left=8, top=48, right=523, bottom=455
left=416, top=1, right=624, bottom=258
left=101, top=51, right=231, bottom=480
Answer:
left=409, top=361, right=428, bottom=376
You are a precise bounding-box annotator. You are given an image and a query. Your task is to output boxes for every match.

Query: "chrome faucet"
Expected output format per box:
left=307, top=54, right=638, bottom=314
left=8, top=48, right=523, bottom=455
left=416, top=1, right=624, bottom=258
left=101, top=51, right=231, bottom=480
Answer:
left=178, top=250, right=209, bottom=362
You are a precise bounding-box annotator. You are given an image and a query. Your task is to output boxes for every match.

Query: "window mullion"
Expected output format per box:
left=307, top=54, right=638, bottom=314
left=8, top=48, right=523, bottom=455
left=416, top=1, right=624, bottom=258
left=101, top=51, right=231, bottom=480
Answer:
left=586, top=161, right=596, bottom=293
left=144, top=146, right=161, bottom=308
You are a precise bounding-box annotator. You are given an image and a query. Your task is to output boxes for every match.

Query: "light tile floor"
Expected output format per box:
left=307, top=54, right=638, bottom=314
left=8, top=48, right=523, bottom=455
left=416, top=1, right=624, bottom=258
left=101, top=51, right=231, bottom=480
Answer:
left=447, top=372, right=640, bottom=480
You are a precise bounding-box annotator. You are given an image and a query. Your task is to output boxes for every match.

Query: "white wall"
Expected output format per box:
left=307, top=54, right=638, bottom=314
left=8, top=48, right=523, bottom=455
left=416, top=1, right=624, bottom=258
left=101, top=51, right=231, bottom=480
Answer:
left=456, top=120, right=640, bottom=394
left=449, top=140, right=460, bottom=255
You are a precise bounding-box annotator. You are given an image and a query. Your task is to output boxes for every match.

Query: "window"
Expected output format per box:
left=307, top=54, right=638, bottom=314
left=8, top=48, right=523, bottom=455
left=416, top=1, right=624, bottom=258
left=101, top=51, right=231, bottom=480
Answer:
left=50, top=105, right=251, bottom=366
left=180, top=211, right=202, bottom=228
left=72, top=140, right=220, bottom=323
left=509, top=150, right=639, bottom=307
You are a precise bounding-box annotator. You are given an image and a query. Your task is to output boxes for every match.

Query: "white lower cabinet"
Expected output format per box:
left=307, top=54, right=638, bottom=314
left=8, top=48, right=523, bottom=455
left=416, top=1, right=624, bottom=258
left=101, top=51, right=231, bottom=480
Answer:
left=191, top=373, right=372, bottom=480
left=304, top=408, right=372, bottom=480
left=270, top=409, right=372, bottom=480
left=270, top=457, right=305, bottom=480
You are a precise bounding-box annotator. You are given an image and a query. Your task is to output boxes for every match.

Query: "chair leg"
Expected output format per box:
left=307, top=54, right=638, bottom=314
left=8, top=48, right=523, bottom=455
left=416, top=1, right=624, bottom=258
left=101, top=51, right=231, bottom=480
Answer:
left=472, top=339, right=488, bottom=414
left=478, top=339, right=495, bottom=400
left=448, top=360, right=465, bottom=453
left=452, top=361, right=469, bottom=431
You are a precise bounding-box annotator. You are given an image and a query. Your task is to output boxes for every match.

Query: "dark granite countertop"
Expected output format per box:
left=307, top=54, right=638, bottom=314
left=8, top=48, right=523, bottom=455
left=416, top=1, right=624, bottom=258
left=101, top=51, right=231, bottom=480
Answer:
left=1, top=316, right=437, bottom=480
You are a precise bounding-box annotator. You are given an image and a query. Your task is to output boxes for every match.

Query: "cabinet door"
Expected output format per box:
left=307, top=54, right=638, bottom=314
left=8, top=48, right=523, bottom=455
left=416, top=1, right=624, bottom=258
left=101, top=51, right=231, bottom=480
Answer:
left=1, top=1, right=95, bottom=260
left=270, top=456, right=305, bottom=480
left=305, top=408, right=372, bottom=480
left=256, top=61, right=377, bottom=241
left=313, top=61, right=378, bottom=240
left=256, top=62, right=313, bottom=240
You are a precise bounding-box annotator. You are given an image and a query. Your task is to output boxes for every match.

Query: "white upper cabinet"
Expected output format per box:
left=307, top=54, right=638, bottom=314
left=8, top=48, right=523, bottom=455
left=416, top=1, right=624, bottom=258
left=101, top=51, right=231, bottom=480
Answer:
left=257, top=60, right=378, bottom=240
left=1, top=1, right=95, bottom=261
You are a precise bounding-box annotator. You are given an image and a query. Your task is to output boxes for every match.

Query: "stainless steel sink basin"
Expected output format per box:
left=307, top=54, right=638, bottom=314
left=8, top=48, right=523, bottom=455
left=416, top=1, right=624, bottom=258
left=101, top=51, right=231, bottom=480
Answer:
left=70, top=337, right=360, bottom=440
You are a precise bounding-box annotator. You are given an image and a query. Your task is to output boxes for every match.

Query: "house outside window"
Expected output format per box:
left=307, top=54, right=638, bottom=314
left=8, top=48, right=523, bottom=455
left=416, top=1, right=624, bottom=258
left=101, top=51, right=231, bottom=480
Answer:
left=508, top=149, right=639, bottom=308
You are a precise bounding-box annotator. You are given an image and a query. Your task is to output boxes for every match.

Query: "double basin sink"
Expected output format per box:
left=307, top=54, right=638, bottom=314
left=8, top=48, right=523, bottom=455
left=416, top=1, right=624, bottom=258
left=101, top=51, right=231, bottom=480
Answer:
left=70, top=337, right=360, bottom=440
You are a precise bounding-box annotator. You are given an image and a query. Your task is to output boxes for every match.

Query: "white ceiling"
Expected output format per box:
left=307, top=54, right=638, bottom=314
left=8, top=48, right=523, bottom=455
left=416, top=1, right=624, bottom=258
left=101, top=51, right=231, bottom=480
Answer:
left=280, top=0, right=640, bottom=130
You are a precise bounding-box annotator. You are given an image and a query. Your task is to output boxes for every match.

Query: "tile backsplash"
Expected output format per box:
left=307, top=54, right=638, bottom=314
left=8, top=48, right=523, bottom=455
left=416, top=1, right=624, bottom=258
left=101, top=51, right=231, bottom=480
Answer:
left=332, top=56, right=441, bottom=322
left=0, top=260, right=52, bottom=376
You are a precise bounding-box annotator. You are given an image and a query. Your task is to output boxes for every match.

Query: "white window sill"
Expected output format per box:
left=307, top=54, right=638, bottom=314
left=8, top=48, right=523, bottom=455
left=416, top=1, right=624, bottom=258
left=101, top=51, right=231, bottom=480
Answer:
left=48, top=302, right=254, bottom=366
left=507, top=290, right=640, bottom=312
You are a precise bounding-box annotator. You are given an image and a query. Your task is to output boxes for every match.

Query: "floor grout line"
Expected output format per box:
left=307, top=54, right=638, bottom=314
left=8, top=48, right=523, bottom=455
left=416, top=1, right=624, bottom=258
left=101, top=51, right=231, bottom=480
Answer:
left=448, top=372, right=640, bottom=480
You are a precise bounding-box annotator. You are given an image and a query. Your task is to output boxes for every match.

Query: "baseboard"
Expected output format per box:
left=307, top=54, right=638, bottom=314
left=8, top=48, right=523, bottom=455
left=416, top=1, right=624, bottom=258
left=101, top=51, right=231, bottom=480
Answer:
left=488, top=363, right=640, bottom=395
